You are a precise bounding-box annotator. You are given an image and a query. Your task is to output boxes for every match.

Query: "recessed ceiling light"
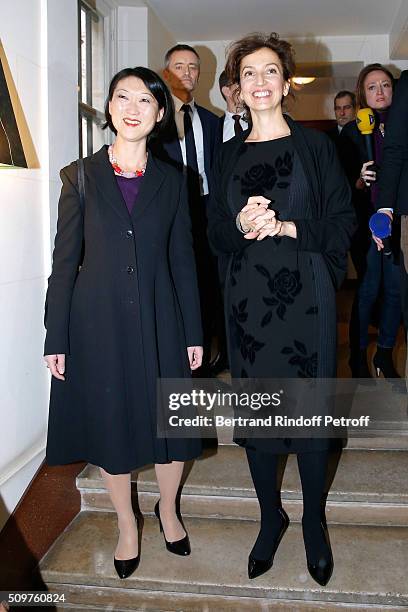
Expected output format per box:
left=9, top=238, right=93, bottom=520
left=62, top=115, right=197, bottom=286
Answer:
left=292, top=77, right=316, bottom=85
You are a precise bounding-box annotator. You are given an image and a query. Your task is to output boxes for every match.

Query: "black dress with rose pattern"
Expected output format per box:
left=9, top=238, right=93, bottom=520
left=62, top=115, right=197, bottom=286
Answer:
left=228, top=137, right=337, bottom=453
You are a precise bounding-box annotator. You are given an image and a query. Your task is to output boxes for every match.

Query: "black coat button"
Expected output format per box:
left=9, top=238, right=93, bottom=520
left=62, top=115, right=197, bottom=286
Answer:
left=126, top=230, right=133, bottom=237
left=127, top=266, right=134, bottom=274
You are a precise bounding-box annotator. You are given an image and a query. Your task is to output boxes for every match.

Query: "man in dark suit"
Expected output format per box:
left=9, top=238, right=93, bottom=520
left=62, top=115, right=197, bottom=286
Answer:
left=217, top=70, right=247, bottom=145
left=158, top=44, right=219, bottom=373
left=328, top=90, right=356, bottom=144
left=375, top=71, right=408, bottom=379
left=209, top=71, right=248, bottom=374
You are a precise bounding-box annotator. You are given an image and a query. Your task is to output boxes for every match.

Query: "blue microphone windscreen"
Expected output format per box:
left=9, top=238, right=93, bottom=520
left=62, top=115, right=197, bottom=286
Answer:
left=369, top=212, right=391, bottom=239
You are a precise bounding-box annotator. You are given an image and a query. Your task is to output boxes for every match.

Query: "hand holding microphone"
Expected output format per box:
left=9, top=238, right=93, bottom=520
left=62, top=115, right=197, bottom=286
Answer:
left=369, top=212, right=392, bottom=256
left=360, top=160, right=376, bottom=187
left=356, top=108, right=378, bottom=187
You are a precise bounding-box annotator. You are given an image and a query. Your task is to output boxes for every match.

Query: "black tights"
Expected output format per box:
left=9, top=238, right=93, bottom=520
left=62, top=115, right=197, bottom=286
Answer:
left=246, top=448, right=329, bottom=562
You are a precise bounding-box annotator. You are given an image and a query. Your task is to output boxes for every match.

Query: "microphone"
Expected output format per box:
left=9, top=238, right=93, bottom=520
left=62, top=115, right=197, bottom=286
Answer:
left=356, top=107, right=376, bottom=168
left=369, top=212, right=392, bottom=256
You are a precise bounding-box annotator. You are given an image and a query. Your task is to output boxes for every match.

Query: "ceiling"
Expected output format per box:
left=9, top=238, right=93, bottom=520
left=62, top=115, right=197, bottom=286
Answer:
left=144, top=0, right=404, bottom=41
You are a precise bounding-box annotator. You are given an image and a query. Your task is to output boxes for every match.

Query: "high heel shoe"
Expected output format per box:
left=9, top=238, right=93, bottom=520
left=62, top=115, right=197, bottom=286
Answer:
left=248, top=507, right=289, bottom=579
left=373, top=346, right=400, bottom=379
left=303, top=519, right=333, bottom=586
left=154, top=500, right=191, bottom=556
left=114, top=555, right=140, bottom=579
left=113, top=519, right=140, bottom=579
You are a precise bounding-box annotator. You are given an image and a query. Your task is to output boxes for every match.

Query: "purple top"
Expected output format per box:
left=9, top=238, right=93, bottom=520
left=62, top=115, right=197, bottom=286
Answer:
left=115, top=174, right=144, bottom=214
left=371, top=110, right=388, bottom=206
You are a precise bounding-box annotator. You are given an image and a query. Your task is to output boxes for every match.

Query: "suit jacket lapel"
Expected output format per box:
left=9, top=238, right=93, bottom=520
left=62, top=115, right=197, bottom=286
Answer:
left=164, top=138, right=183, bottom=167
left=163, top=117, right=183, bottom=167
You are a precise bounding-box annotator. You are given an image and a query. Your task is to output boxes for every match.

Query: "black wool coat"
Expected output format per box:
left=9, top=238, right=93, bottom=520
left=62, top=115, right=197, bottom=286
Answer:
left=208, top=116, right=356, bottom=291
left=207, top=118, right=355, bottom=454
left=44, top=145, right=203, bottom=474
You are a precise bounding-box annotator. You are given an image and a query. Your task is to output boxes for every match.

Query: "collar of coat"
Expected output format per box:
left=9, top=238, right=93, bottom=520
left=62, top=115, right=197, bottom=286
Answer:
left=87, top=144, right=165, bottom=224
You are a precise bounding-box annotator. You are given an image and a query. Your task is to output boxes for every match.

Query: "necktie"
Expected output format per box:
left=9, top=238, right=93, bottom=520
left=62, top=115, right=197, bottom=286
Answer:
left=232, top=114, right=243, bottom=136
left=180, top=104, right=202, bottom=231
left=181, top=104, right=199, bottom=172
left=181, top=104, right=200, bottom=203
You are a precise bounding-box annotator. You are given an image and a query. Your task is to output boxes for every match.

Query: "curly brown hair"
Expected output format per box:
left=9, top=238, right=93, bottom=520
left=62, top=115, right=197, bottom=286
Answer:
left=225, top=32, right=295, bottom=86
left=355, top=63, right=395, bottom=109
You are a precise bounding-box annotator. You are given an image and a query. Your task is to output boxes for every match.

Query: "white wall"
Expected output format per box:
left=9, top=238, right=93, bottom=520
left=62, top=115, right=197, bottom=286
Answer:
left=0, top=0, right=78, bottom=532
left=46, top=0, right=79, bottom=239
left=117, top=4, right=175, bottom=76
left=147, top=7, right=176, bottom=73
left=117, top=6, right=148, bottom=70
left=181, top=34, right=408, bottom=119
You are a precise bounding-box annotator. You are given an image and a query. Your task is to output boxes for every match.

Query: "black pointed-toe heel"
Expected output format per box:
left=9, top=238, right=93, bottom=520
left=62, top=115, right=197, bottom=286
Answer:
left=113, top=518, right=140, bottom=579
left=113, top=554, right=140, bottom=579
left=304, top=520, right=333, bottom=586
left=154, top=500, right=191, bottom=556
left=307, top=556, right=333, bottom=587
left=248, top=507, right=289, bottom=580
left=373, top=347, right=400, bottom=379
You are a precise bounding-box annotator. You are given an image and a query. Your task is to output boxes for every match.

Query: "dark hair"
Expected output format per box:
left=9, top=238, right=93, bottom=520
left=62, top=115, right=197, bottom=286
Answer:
left=218, top=70, right=229, bottom=99
left=103, top=67, right=174, bottom=140
left=225, top=32, right=295, bottom=120
left=355, top=63, right=395, bottom=108
left=225, top=32, right=295, bottom=87
left=334, top=90, right=356, bottom=107
left=164, top=44, right=200, bottom=68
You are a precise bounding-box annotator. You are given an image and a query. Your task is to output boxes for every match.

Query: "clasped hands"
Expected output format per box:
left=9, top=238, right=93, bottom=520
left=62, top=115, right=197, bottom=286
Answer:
left=238, top=196, right=296, bottom=240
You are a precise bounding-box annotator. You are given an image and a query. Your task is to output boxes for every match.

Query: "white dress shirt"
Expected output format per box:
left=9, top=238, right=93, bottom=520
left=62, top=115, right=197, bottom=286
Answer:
left=172, top=95, right=208, bottom=196
left=223, top=111, right=247, bottom=143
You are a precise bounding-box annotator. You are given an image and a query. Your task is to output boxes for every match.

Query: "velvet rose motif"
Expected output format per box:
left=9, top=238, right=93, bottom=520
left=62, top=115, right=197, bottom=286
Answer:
left=240, top=163, right=277, bottom=196
left=229, top=298, right=265, bottom=364
left=271, top=268, right=302, bottom=305
left=255, top=265, right=302, bottom=323
left=230, top=250, right=248, bottom=287
left=239, top=153, right=293, bottom=196
left=281, top=341, right=318, bottom=377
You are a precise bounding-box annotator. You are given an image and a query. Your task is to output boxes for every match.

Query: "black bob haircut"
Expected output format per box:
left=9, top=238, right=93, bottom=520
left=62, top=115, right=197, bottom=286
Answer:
left=103, top=67, right=174, bottom=140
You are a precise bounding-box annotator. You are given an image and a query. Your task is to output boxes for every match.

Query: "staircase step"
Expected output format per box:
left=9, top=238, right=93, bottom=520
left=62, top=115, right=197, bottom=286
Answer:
left=216, top=426, right=408, bottom=449
left=78, top=446, right=408, bottom=526
left=40, top=511, right=408, bottom=609
left=53, top=588, right=408, bottom=611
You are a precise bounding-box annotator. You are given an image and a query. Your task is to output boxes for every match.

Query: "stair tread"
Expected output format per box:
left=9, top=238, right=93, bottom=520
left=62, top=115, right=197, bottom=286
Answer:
left=77, top=446, right=408, bottom=504
left=40, top=511, right=408, bottom=606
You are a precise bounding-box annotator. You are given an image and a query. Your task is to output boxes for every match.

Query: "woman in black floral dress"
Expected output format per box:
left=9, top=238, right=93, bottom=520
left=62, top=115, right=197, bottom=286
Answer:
left=209, top=33, right=355, bottom=585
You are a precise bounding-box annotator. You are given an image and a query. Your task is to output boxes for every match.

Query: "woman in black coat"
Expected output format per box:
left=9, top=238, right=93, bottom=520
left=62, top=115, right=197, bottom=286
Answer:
left=44, top=67, right=203, bottom=579
left=208, top=33, right=355, bottom=586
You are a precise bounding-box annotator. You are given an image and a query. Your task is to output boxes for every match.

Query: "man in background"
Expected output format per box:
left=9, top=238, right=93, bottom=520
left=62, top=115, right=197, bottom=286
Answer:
left=217, top=70, right=247, bottom=145
left=329, top=90, right=356, bottom=143
left=209, top=69, right=249, bottom=374
left=157, top=44, right=219, bottom=374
